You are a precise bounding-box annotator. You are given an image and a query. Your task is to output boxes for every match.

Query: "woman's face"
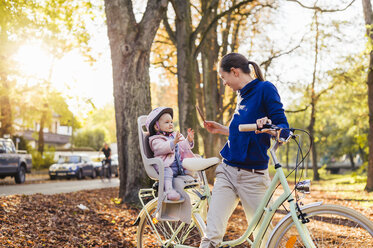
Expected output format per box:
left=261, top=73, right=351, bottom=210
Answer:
left=155, top=113, right=174, bottom=133
left=219, top=67, right=241, bottom=91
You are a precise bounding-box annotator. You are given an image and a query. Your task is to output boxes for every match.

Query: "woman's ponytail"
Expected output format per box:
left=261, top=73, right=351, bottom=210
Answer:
left=248, top=61, right=264, bottom=81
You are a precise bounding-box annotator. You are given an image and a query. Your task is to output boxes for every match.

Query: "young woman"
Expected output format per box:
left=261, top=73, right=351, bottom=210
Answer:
left=200, top=53, right=289, bottom=247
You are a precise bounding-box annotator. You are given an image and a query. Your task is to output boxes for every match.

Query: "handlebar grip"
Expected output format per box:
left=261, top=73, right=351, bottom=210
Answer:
left=239, top=123, right=278, bottom=132
left=239, top=124, right=257, bottom=132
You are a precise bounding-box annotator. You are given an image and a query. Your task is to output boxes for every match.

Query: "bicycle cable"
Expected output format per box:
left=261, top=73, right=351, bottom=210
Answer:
left=270, top=128, right=313, bottom=213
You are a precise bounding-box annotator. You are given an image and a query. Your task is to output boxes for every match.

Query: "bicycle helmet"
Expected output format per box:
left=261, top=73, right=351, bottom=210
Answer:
left=145, top=107, right=174, bottom=136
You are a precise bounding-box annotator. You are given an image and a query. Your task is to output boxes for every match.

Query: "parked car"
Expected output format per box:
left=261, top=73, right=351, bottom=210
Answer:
left=49, top=155, right=96, bottom=180
left=0, top=138, right=32, bottom=184
left=91, top=154, right=119, bottom=177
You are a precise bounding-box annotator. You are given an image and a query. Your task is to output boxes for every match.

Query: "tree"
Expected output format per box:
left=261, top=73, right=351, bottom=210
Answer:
left=0, top=0, right=94, bottom=138
left=362, top=0, right=373, bottom=191
left=74, top=128, right=106, bottom=151
left=104, top=0, right=167, bottom=203
left=286, top=0, right=358, bottom=180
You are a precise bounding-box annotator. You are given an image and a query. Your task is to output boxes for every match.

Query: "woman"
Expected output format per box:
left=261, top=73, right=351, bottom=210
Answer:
left=200, top=53, right=289, bottom=248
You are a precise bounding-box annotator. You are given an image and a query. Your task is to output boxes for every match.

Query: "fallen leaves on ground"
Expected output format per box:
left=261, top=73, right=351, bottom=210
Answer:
left=0, top=182, right=372, bottom=248
left=0, top=188, right=139, bottom=247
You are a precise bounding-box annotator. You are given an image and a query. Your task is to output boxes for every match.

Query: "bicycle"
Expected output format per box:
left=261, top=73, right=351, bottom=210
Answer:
left=100, top=158, right=112, bottom=181
left=135, top=120, right=373, bottom=248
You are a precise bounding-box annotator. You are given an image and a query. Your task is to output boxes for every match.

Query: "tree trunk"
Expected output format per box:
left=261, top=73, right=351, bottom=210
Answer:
left=38, top=110, right=47, bottom=155
left=308, top=101, right=320, bottom=180
left=309, top=11, right=320, bottom=181
left=0, top=82, right=13, bottom=137
left=104, top=0, right=167, bottom=203
left=362, top=0, right=373, bottom=192
left=200, top=1, right=221, bottom=182
left=174, top=0, right=199, bottom=146
left=347, top=152, right=355, bottom=170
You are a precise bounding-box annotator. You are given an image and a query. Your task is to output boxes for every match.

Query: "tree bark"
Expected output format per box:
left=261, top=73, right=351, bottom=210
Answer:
left=308, top=11, right=320, bottom=181
left=38, top=108, right=47, bottom=155
left=104, top=0, right=167, bottom=203
left=198, top=1, right=220, bottom=182
left=174, top=0, right=199, bottom=143
left=362, top=0, right=373, bottom=192
left=0, top=82, right=12, bottom=137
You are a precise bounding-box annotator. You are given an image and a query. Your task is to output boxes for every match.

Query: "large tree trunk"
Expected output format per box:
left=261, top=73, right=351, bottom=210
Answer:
left=104, top=0, right=167, bottom=203
left=362, top=0, right=373, bottom=192
left=200, top=1, right=221, bottom=182
left=174, top=0, right=199, bottom=145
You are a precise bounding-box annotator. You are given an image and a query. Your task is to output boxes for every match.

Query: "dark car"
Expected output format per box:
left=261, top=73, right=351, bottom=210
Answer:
left=49, top=155, right=96, bottom=180
left=92, top=154, right=119, bottom=177
left=0, top=138, right=32, bottom=184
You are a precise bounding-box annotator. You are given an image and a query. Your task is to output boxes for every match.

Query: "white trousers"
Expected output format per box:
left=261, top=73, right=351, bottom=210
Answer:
left=199, top=163, right=271, bottom=248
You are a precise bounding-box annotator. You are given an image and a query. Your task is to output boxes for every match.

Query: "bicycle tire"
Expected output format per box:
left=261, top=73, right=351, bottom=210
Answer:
left=267, top=204, right=373, bottom=248
left=137, top=199, right=203, bottom=247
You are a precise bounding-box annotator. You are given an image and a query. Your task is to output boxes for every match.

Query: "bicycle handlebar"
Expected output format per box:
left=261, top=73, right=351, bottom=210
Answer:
left=239, top=123, right=281, bottom=132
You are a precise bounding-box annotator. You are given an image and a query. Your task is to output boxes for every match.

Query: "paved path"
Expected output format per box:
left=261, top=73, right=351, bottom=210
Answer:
left=0, top=178, right=119, bottom=196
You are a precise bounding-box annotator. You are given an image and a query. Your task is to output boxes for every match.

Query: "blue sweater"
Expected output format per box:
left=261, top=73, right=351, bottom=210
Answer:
left=220, top=79, right=289, bottom=170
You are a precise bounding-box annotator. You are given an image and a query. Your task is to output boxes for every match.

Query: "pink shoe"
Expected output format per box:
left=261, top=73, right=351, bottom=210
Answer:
left=166, top=189, right=181, bottom=201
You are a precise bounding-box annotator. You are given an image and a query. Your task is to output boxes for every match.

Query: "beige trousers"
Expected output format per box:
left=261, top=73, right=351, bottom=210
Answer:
left=199, top=163, right=271, bottom=248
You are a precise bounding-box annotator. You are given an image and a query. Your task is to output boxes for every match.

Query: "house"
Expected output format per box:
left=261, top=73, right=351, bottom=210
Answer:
left=15, top=113, right=72, bottom=149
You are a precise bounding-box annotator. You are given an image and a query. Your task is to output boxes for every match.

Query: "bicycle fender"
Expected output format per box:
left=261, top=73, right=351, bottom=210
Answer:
left=266, top=201, right=323, bottom=247
left=133, top=198, right=158, bottom=226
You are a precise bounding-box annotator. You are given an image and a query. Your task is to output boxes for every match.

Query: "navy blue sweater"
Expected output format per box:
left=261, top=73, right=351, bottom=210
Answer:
left=220, top=79, right=289, bottom=170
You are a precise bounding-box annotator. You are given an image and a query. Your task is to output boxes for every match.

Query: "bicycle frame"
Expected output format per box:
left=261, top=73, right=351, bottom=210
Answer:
left=175, top=140, right=316, bottom=248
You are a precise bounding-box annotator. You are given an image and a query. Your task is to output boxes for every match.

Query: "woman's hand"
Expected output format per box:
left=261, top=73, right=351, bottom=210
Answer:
left=187, top=128, right=194, bottom=142
left=203, top=121, right=229, bottom=135
left=255, top=117, right=277, bottom=136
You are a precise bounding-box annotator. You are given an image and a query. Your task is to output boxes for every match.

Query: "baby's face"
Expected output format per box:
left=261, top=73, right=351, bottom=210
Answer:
left=156, top=113, right=174, bottom=133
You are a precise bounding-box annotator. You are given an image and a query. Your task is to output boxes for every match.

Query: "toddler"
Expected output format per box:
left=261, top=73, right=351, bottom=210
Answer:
left=146, top=107, right=195, bottom=201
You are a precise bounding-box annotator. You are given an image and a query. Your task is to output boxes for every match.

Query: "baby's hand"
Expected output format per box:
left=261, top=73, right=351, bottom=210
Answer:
left=187, top=128, right=194, bottom=142
left=174, top=131, right=182, bottom=145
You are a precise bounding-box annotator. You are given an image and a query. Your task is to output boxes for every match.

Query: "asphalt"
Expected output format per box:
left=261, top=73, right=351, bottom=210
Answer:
left=0, top=178, right=119, bottom=196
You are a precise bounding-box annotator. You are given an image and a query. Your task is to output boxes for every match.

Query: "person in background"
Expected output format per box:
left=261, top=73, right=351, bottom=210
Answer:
left=100, top=143, right=112, bottom=179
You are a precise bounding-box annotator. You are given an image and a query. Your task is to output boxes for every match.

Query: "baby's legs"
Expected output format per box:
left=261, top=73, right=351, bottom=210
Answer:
left=164, top=167, right=181, bottom=201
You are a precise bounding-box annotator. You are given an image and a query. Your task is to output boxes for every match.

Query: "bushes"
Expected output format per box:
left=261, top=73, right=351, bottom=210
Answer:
left=30, top=147, right=56, bottom=170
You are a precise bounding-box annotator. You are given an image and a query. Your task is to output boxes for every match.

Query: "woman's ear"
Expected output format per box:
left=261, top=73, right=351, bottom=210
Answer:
left=231, top=67, right=239, bottom=77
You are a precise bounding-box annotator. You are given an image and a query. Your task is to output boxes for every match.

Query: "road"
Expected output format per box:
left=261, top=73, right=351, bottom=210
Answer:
left=0, top=178, right=119, bottom=196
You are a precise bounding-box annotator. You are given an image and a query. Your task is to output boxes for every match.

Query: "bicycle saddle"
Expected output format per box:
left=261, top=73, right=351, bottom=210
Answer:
left=182, top=157, right=221, bottom=171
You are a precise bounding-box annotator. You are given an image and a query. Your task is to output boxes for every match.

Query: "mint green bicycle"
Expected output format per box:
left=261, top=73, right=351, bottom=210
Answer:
left=135, top=122, right=373, bottom=247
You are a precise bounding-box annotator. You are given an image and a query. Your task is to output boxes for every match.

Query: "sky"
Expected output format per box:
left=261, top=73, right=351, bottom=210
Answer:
left=13, top=0, right=366, bottom=114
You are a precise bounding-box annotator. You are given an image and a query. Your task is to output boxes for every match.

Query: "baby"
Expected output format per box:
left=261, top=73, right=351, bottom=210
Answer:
left=146, top=107, right=195, bottom=201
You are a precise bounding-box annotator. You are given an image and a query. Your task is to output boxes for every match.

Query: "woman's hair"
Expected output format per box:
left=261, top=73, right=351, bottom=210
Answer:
left=219, top=53, right=264, bottom=81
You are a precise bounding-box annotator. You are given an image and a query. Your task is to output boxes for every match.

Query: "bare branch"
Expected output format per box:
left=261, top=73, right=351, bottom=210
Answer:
left=154, top=40, right=173, bottom=46
left=193, top=0, right=260, bottom=59
left=287, top=0, right=356, bottom=12
left=162, top=11, right=176, bottom=45
left=190, top=1, right=202, bottom=15
left=285, top=105, right=309, bottom=113
left=191, top=0, right=219, bottom=43
left=260, top=35, right=305, bottom=71
left=153, top=61, right=177, bottom=75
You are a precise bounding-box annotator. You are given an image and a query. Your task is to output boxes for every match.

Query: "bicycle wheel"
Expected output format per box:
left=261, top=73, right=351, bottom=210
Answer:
left=137, top=199, right=203, bottom=247
left=268, top=204, right=373, bottom=248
